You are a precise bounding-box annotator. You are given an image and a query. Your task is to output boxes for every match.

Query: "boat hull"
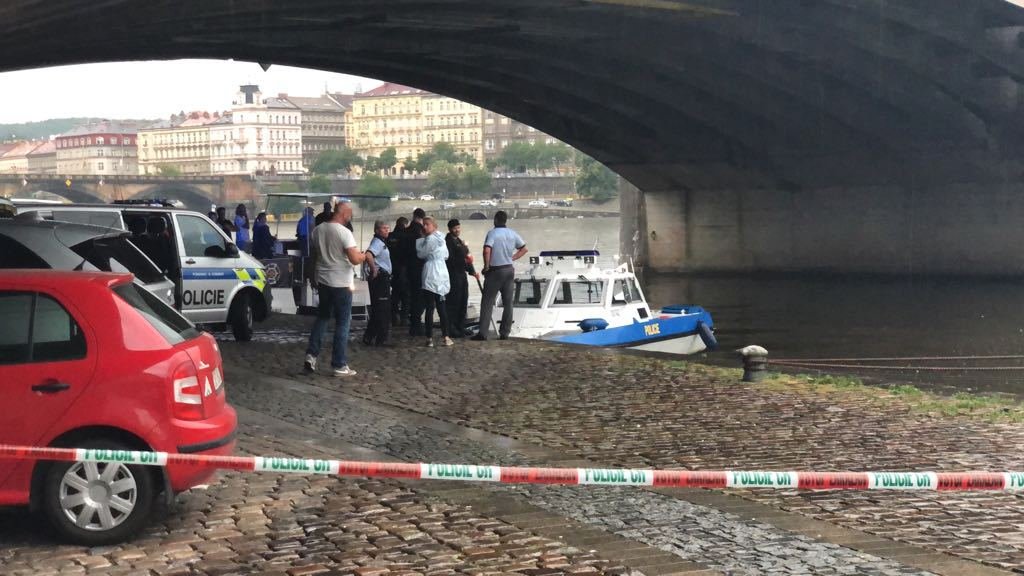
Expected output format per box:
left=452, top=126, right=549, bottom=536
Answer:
left=547, top=312, right=714, bottom=356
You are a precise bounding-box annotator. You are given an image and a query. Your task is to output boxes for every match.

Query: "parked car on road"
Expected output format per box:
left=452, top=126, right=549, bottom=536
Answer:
left=479, top=199, right=497, bottom=207
left=14, top=203, right=272, bottom=341
left=0, top=218, right=176, bottom=307
left=419, top=194, right=435, bottom=201
left=0, top=270, right=237, bottom=545
left=440, top=202, right=456, bottom=209
left=528, top=199, right=549, bottom=208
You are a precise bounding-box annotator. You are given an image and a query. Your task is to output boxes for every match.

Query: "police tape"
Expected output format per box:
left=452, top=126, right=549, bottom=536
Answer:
left=1, top=444, right=1022, bottom=491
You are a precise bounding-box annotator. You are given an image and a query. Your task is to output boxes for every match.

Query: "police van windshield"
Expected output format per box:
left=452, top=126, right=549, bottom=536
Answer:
left=71, top=235, right=166, bottom=284
left=112, top=283, right=198, bottom=344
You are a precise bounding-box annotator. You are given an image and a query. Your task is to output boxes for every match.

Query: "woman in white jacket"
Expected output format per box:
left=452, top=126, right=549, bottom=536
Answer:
left=416, top=217, right=453, bottom=347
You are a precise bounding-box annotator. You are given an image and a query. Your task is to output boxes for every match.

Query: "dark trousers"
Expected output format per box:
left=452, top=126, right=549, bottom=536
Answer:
left=446, top=275, right=469, bottom=336
left=305, top=284, right=352, bottom=369
left=363, top=272, right=392, bottom=345
left=423, top=289, right=450, bottom=339
left=407, top=265, right=425, bottom=334
left=390, top=266, right=409, bottom=325
left=478, top=265, right=515, bottom=339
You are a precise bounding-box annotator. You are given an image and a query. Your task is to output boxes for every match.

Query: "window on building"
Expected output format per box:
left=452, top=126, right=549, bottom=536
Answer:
left=111, top=137, right=118, bottom=145
left=96, top=137, right=105, bottom=145
left=97, top=162, right=105, bottom=171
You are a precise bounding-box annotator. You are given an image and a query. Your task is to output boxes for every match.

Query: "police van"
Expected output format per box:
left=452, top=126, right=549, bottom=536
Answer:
left=14, top=201, right=272, bottom=341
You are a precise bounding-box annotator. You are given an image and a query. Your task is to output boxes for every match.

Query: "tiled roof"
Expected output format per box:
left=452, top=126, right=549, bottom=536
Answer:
left=284, top=95, right=345, bottom=112
left=264, top=97, right=297, bottom=109
left=27, top=141, right=55, bottom=156
left=0, top=143, right=20, bottom=156
left=329, top=93, right=355, bottom=108
left=359, top=82, right=427, bottom=98
left=60, top=120, right=148, bottom=137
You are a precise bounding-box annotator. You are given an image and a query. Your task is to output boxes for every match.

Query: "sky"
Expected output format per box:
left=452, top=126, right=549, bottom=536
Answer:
left=0, top=60, right=384, bottom=124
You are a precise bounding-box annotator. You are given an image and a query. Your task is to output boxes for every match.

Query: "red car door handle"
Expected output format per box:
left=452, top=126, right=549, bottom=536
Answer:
left=32, top=380, right=71, bottom=393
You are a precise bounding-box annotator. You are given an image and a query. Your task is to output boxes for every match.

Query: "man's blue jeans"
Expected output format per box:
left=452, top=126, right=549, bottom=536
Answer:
left=306, top=284, right=352, bottom=369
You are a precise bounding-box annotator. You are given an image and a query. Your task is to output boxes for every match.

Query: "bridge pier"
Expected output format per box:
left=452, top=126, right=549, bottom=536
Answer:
left=629, top=182, right=1024, bottom=277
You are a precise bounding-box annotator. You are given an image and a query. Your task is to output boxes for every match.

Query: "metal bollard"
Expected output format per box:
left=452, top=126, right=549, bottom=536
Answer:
left=737, top=345, right=769, bottom=382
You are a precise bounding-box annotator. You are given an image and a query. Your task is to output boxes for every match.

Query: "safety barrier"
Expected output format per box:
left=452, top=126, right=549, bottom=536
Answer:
left=1, top=445, right=1022, bottom=491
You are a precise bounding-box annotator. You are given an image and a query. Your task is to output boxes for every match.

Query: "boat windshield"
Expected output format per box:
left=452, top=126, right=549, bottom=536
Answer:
left=612, top=278, right=642, bottom=305
left=510, top=279, right=548, bottom=307
left=552, top=280, right=605, bottom=306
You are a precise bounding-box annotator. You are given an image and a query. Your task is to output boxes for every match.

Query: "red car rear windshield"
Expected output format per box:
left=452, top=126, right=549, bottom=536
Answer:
left=112, top=283, right=199, bottom=344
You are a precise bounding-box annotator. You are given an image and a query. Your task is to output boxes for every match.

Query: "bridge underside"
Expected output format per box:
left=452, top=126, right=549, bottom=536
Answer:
left=4, top=0, right=1024, bottom=274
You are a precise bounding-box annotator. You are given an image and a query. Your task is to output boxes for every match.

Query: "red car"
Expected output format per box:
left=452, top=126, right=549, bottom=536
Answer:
left=0, top=270, right=237, bottom=544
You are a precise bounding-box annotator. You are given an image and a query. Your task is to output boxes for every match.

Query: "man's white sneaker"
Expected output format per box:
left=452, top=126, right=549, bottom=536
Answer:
left=443, top=337, right=454, bottom=347
left=333, top=366, right=357, bottom=377
left=304, top=354, right=317, bottom=373
left=425, top=338, right=434, bottom=348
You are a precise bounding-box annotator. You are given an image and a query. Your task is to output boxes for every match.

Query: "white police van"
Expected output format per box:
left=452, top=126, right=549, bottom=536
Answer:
left=14, top=201, right=271, bottom=341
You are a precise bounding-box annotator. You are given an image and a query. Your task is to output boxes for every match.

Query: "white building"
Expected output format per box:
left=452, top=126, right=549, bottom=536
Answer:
left=209, top=85, right=303, bottom=175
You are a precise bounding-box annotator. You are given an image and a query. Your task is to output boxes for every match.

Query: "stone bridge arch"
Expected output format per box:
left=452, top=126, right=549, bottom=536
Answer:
left=131, top=183, right=221, bottom=212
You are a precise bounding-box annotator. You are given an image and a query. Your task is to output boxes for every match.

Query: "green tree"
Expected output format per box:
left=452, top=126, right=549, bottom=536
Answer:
left=402, top=155, right=417, bottom=175
left=378, top=147, right=398, bottom=174
left=414, top=150, right=437, bottom=173
left=431, top=142, right=459, bottom=164
left=363, top=156, right=380, bottom=173
left=459, top=165, right=492, bottom=197
left=356, top=174, right=394, bottom=212
left=575, top=154, right=618, bottom=204
left=156, top=164, right=183, bottom=177
left=311, top=147, right=362, bottom=175
left=426, top=160, right=461, bottom=198
left=309, top=174, right=333, bottom=196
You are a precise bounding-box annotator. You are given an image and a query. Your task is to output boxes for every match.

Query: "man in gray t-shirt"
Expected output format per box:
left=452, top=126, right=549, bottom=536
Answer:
left=472, top=210, right=528, bottom=341
left=305, top=203, right=365, bottom=376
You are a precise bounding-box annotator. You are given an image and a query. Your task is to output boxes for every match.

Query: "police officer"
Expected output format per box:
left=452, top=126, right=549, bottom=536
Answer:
left=444, top=219, right=478, bottom=337
left=401, top=208, right=426, bottom=336
left=362, top=220, right=393, bottom=346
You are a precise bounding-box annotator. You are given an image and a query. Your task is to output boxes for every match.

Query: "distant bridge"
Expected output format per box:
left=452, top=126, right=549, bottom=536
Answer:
left=0, top=174, right=261, bottom=210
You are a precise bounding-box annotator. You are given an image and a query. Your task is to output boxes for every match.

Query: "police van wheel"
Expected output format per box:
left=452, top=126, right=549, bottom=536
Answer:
left=40, top=440, right=156, bottom=546
left=230, top=293, right=254, bottom=342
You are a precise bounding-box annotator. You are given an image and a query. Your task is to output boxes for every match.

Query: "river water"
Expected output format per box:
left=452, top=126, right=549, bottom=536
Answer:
left=280, top=215, right=1024, bottom=395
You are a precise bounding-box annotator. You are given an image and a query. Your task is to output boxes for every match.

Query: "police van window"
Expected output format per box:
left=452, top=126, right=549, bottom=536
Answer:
left=52, top=210, right=122, bottom=229
left=512, top=279, right=548, bottom=307
left=0, top=292, right=32, bottom=364
left=113, top=282, right=198, bottom=345
left=612, top=279, right=640, bottom=305
left=32, top=294, right=87, bottom=362
left=178, top=215, right=227, bottom=258
left=0, top=235, right=49, bottom=269
left=552, top=280, right=605, bottom=306
left=70, top=236, right=165, bottom=283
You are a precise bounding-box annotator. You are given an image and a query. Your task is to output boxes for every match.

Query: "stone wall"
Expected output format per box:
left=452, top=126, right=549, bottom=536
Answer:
left=639, top=184, right=1024, bottom=276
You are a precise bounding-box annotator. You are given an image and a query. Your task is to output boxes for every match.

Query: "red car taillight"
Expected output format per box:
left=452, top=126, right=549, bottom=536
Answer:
left=171, top=361, right=205, bottom=421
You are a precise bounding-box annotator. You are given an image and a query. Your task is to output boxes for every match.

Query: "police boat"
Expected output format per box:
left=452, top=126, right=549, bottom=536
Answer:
left=491, top=250, right=718, bottom=355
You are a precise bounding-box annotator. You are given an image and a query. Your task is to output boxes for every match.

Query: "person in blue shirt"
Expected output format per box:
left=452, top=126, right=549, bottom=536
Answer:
left=252, top=212, right=276, bottom=260
left=293, top=206, right=317, bottom=306
left=233, top=204, right=251, bottom=252
left=472, top=210, right=527, bottom=341
left=362, top=220, right=393, bottom=347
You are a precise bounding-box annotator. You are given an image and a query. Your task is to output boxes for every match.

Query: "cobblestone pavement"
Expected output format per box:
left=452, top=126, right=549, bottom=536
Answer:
left=222, top=315, right=1024, bottom=572
left=225, top=359, right=941, bottom=576
left=0, top=411, right=631, bottom=576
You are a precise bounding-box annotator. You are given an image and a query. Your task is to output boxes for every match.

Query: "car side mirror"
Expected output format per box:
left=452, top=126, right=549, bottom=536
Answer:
left=225, top=243, right=240, bottom=258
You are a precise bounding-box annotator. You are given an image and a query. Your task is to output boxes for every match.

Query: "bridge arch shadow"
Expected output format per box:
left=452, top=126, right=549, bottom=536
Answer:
left=18, top=185, right=104, bottom=204
left=131, top=184, right=217, bottom=212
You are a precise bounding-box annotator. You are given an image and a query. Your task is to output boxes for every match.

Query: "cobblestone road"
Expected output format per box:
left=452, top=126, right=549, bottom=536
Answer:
left=221, top=315, right=1024, bottom=573
left=0, top=410, right=631, bottom=576
left=225, top=351, right=943, bottom=575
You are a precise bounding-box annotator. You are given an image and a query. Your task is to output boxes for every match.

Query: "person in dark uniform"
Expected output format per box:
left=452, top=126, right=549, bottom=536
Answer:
left=315, top=201, right=332, bottom=227
left=401, top=208, right=426, bottom=336
left=388, top=216, right=409, bottom=326
left=444, top=219, right=478, bottom=337
left=215, top=206, right=236, bottom=238
left=362, top=220, right=393, bottom=346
